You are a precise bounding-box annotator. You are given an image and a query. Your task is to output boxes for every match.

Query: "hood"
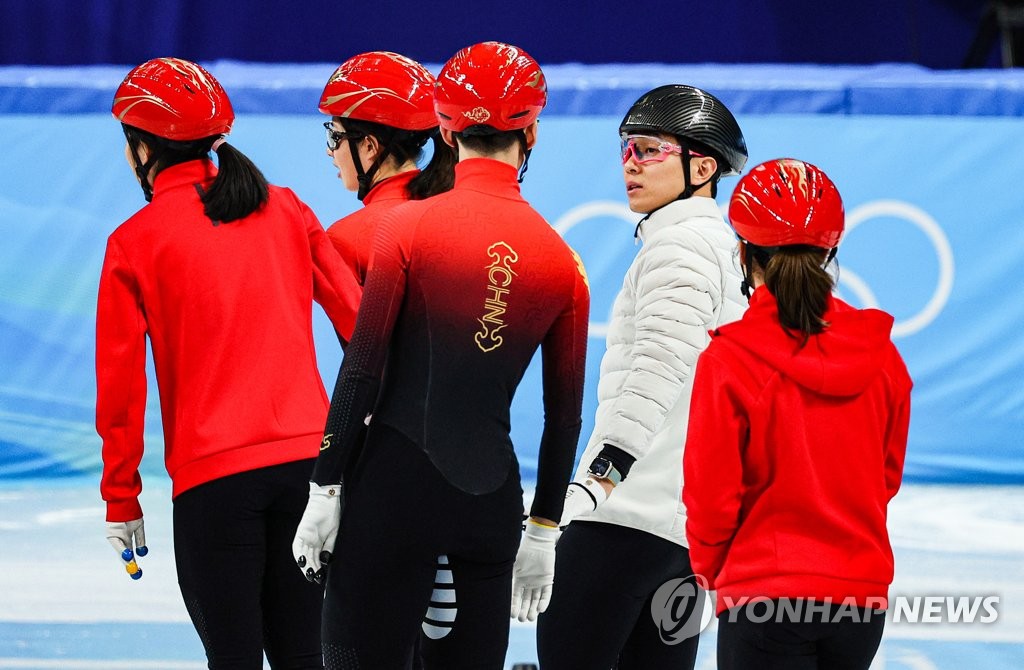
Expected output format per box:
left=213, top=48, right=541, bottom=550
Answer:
left=715, top=286, right=895, bottom=397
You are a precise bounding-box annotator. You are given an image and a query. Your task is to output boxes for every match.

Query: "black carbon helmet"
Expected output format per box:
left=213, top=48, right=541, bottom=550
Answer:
left=619, top=84, right=747, bottom=176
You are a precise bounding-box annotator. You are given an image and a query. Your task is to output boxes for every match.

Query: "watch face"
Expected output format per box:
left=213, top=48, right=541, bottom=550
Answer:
left=590, top=458, right=611, bottom=477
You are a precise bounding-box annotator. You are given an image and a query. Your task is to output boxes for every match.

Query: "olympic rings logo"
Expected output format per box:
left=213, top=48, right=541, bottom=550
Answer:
left=842, top=201, right=954, bottom=338
left=553, top=199, right=954, bottom=339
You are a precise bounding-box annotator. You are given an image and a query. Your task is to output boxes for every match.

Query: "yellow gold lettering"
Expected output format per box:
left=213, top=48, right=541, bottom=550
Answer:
left=488, top=265, right=514, bottom=287
left=475, top=242, right=519, bottom=352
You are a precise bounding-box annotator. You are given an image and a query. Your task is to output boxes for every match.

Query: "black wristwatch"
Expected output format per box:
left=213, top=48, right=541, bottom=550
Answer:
left=587, top=456, right=623, bottom=486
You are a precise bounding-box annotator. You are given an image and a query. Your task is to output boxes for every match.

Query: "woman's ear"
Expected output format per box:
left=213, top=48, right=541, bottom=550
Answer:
left=362, top=135, right=380, bottom=161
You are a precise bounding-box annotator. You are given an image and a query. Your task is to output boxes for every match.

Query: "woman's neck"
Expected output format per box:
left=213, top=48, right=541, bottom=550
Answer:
left=372, top=159, right=418, bottom=185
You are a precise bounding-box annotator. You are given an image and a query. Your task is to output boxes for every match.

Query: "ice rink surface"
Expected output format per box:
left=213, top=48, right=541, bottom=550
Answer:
left=1, top=480, right=1021, bottom=669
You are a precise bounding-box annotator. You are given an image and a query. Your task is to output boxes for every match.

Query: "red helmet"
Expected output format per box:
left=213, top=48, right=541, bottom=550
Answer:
left=112, top=58, right=233, bottom=141
left=434, top=41, right=547, bottom=133
left=729, top=158, right=844, bottom=249
left=319, top=51, right=437, bottom=131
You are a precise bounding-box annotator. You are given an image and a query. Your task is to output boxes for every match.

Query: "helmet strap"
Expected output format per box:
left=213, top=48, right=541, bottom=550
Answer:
left=347, top=137, right=370, bottom=201
left=824, top=247, right=838, bottom=268
left=515, top=130, right=531, bottom=183
left=680, top=174, right=713, bottom=201
left=740, top=241, right=776, bottom=299
left=740, top=241, right=755, bottom=299
left=675, top=139, right=698, bottom=201
left=345, top=133, right=395, bottom=202
left=675, top=139, right=720, bottom=201
left=128, top=139, right=159, bottom=202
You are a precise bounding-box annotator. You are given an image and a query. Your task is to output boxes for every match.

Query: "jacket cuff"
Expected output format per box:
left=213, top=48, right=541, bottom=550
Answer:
left=106, top=498, right=144, bottom=523
left=599, top=444, right=637, bottom=479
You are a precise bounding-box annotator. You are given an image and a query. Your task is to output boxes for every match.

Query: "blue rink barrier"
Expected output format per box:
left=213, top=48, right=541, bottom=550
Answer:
left=1, top=63, right=1023, bottom=484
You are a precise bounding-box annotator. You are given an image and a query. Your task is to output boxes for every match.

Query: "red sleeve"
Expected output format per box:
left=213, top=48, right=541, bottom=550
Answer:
left=531, top=251, right=591, bottom=522
left=96, top=238, right=147, bottom=522
left=304, top=200, right=361, bottom=343
left=884, top=347, right=912, bottom=501
left=326, top=220, right=366, bottom=286
left=312, top=207, right=411, bottom=485
left=683, top=348, right=747, bottom=588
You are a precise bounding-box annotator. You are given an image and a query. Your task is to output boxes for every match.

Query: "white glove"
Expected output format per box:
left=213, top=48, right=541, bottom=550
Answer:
left=106, top=518, right=148, bottom=580
left=292, top=482, right=343, bottom=584
left=510, top=520, right=559, bottom=622
left=559, top=478, right=609, bottom=527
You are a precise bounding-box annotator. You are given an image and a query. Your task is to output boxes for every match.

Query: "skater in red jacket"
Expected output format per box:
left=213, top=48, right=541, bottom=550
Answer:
left=683, top=158, right=912, bottom=670
left=98, top=57, right=359, bottom=668
left=319, top=51, right=454, bottom=284
left=318, top=49, right=460, bottom=657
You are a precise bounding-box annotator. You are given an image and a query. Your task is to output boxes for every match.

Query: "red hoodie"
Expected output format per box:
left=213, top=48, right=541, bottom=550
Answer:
left=683, top=286, right=912, bottom=614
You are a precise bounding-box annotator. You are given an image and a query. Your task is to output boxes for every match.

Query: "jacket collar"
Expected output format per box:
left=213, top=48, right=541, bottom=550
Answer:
left=636, top=196, right=724, bottom=242
left=151, top=160, right=217, bottom=198
left=363, top=171, right=417, bottom=205
left=454, top=158, right=524, bottom=200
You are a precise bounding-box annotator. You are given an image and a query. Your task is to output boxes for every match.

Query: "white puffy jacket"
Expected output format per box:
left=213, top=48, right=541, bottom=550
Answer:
left=572, top=196, right=747, bottom=546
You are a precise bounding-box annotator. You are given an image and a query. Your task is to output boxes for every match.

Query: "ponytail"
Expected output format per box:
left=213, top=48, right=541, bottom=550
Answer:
left=406, top=132, right=456, bottom=199
left=122, top=124, right=268, bottom=222
left=202, top=140, right=269, bottom=222
left=759, top=245, right=836, bottom=346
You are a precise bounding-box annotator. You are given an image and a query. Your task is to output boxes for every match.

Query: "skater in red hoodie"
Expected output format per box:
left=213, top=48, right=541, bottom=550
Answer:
left=683, top=158, right=912, bottom=670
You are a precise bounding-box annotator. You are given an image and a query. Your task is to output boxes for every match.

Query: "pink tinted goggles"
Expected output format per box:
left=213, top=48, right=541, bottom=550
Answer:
left=620, top=134, right=704, bottom=165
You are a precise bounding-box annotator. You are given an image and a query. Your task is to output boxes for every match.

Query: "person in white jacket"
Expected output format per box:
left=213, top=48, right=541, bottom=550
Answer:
left=536, top=84, right=749, bottom=669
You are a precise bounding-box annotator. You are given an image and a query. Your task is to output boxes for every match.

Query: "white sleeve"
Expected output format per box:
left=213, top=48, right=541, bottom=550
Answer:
left=596, top=229, right=721, bottom=460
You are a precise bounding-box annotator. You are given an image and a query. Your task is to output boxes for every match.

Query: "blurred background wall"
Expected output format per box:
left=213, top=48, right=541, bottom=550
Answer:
left=2, top=1, right=1024, bottom=486
left=0, top=0, right=1014, bottom=68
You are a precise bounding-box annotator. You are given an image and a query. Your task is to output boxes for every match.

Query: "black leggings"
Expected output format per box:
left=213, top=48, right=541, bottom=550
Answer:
left=322, top=422, right=523, bottom=670
left=537, top=521, right=702, bottom=670
left=173, top=458, right=325, bottom=669
left=717, top=600, right=885, bottom=670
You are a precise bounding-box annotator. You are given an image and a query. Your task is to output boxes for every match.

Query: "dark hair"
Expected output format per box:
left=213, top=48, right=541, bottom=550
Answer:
left=408, top=134, right=456, bottom=199
left=341, top=119, right=455, bottom=200
left=452, top=128, right=522, bottom=154
left=122, top=124, right=268, bottom=222
left=754, top=244, right=835, bottom=345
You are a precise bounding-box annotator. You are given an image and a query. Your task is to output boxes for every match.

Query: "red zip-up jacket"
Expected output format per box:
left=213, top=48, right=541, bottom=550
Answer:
left=683, top=286, right=912, bottom=614
left=97, top=160, right=360, bottom=522
left=326, top=171, right=417, bottom=284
